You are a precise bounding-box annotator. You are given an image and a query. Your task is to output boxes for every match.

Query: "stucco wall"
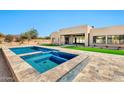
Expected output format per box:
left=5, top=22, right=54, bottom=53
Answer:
left=50, top=32, right=60, bottom=44
left=51, top=25, right=124, bottom=47
left=59, top=25, right=88, bottom=35
left=90, top=25, right=124, bottom=46
left=51, top=25, right=93, bottom=46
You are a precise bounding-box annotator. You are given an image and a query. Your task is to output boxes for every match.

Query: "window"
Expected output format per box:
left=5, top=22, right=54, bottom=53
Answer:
left=76, top=37, right=80, bottom=43
left=72, top=35, right=85, bottom=44
left=120, top=35, right=124, bottom=44
left=107, top=35, right=124, bottom=44
left=93, top=36, right=106, bottom=44
left=52, top=38, right=55, bottom=43
left=80, top=37, right=85, bottom=43
left=72, top=38, right=75, bottom=43
left=80, top=37, right=83, bottom=43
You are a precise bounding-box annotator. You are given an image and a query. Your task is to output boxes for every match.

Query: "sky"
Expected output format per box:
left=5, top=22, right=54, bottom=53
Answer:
left=0, top=10, right=124, bottom=37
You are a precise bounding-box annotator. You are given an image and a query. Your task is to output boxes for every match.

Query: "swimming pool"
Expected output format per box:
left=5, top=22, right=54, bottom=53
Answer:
left=21, top=51, right=77, bottom=73
left=9, top=46, right=77, bottom=73
left=10, top=46, right=58, bottom=55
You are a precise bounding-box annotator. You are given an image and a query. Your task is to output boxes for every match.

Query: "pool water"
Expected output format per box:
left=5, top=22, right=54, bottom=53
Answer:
left=10, top=46, right=57, bottom=55
left=21, top=52, right=77, bottom=73
left=10, top=46, right=77, bottom=73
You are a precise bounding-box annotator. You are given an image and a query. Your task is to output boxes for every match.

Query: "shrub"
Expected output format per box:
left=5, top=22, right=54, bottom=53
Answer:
left=5, top=34, right=14, bottom=42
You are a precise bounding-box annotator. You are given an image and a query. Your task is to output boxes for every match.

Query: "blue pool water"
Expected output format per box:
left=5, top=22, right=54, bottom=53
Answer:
left=21, top=51, right=77, bottom=73
left=10, top=46, right=57, bottom=54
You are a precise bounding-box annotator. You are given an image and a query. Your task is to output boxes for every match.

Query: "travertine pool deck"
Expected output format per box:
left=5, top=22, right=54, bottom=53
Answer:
left=2, top=45, right=124, bottom=82
left=41, top=46, right=124, bottom=82
left=73, top=54, right=124, bottom=82
left=2, top=45, right=89, bottom=82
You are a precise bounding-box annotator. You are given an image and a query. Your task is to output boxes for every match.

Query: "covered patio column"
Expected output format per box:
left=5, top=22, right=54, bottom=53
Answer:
left=60, top=35, right=65, bottom=45
left=85, top=33, right=89, bottom=46
left=105, top=35, right=108, bottom=45
left=69, top=35, right=73, bottom=44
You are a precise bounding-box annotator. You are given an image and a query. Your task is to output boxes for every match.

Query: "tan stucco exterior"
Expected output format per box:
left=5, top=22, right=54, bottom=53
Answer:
left=50, top=32, right=60, bottom=44
left=51, top=25, right=93, bottom=46
left=59, top=25, right=87, bottom=35
left=51, top=25, right=124, bottom=47
left=90, top=25, right=124, bottom=47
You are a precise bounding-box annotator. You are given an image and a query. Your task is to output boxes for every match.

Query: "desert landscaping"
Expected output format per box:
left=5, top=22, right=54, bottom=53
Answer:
left=0, top=28, right=51, bottom=48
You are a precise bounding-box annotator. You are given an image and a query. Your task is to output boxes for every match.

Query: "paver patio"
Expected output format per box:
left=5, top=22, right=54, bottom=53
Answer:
left=72, top=51, right=124, bottom=82
left=42, top=46, right=124, bottom=82
left=1, top=45, right=124, bottom=82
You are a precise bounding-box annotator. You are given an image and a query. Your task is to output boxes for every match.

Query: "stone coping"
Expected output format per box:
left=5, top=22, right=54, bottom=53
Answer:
left=2, top=45, right=89, bottom=82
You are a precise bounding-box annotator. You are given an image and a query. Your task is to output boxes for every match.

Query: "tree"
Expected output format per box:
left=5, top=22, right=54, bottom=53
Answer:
left=20, top=28, right=38, bottom=40
left=15, top=36, right=21, bottom=42
left=28, top=28, right=38, bottom=39
left=19, top=28, right=38, bottom=44
left=19, top=32, right=28, bottom=44
left=20, top=32, right=28, bottom=39
left=44, top=36, right=50, bottom=39
left=0, top=32, right=5, bottom=44
left=20, top=32, right=31, bottom=44
left=5, top=34, right=14, bottom=43
left=0, top=32, right=4, bottom=38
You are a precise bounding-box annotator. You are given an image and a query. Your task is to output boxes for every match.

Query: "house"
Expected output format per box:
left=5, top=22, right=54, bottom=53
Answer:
left=50, top=25, right=124, bottom=47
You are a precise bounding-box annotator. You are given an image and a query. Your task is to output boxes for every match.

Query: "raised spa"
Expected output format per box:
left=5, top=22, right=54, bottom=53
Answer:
left=21, top=51, right=77, bottom=73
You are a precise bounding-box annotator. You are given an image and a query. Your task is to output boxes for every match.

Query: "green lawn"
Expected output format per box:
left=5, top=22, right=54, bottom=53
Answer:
left=63, top=46, right=124, bottom=55
left=40, top=43, right=60, bottom=46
